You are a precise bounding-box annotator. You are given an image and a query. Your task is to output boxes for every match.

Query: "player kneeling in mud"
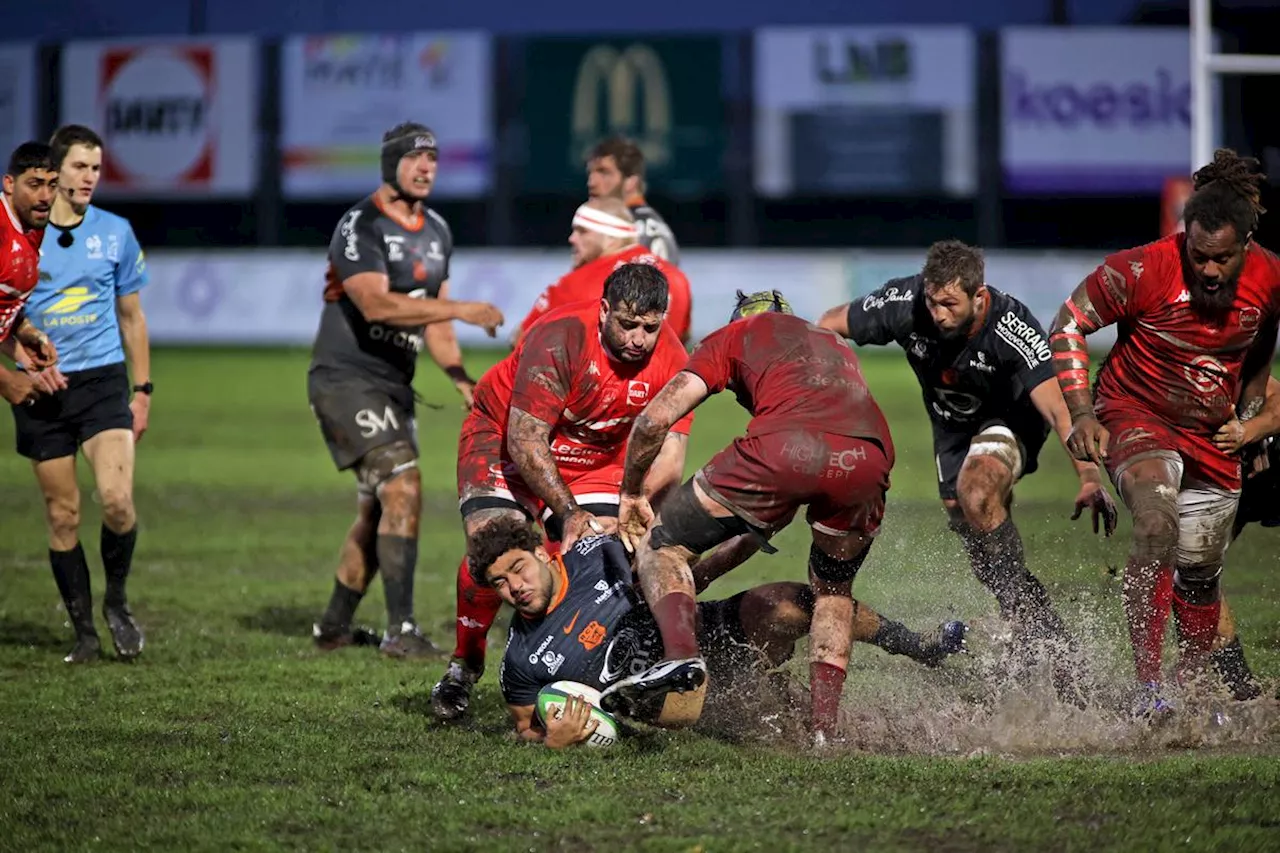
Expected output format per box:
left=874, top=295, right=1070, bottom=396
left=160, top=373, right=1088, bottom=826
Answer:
left=474, top=517, right=966, bottom=748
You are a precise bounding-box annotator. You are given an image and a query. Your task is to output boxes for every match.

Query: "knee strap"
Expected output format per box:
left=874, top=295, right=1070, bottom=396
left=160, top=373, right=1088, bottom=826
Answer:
left=649, top=478, right=757, bottom=555
left=356, top=440, right=418, bottom=495
left=809, top=543, right=867, bottom=584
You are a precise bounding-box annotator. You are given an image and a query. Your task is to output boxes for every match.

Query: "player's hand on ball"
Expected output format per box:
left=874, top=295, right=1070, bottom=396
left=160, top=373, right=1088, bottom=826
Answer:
left=1212, top=417, right=1249, bottom=454
left=1066, top=415, right=1110, bottom=465
left=458, top=302, right=504, bottom=338
left=560, top=509, right=604, bottom=552
left=618, top=494, right=654, bottom=554
left=1071, top=481, right=1118, bottom=537
left=542, top=693, right=599, bottom=749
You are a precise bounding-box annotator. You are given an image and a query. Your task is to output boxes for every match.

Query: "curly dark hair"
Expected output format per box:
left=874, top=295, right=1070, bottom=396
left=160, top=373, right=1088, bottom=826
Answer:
left=1184, top=148, right=1268, bottom=238
left=604, top=262, right=669, bottom=316
left=922, top=239, right=985, bottom=297
left=588, top=135, right=645, bottom=178
left=467, top=516, right=545, bottom=585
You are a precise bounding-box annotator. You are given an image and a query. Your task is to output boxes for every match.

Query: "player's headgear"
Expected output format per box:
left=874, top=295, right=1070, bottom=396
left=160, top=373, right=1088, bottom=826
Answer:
left=572, top=202, right=637, bottom=240
left=380, top=122, right=438, bottom=196
left=730, top=289, right=793, bottom=322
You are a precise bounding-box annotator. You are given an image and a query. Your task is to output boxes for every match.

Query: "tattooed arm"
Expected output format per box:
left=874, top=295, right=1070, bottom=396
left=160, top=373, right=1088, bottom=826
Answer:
left=621, top=372, right=710, bottom=497
left=506, top=407, right=578, bottom=520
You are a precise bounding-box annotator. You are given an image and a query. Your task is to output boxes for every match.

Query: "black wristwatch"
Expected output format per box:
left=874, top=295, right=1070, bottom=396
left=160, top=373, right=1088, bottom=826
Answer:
left=132, top=382, right=154, bottom=395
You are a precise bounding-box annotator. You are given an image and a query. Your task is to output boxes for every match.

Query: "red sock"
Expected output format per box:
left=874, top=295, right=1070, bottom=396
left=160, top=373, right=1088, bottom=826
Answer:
left=1172, top=592, right=1221, bottom=674
left=651, top=592, right=699, bottom=660
left=1125, top=563, right=1173, bottom=685
left=810, top=662, right=847, bottom=736
left=452, top=557, right=501, bottom=671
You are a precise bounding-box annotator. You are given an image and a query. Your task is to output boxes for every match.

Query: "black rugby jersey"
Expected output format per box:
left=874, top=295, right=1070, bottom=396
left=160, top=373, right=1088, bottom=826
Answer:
left=629, top=201, right=680, bottom=266
left=846, top=275, right=1056, bottom=431
left=309, top=195, right=453, bottom=386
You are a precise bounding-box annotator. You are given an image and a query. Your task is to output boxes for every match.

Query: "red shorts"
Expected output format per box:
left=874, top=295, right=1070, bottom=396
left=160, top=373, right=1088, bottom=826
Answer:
left=1101, top=406, right=1241, bottom=491
left=696, top=430, right=891, bottom=538
left=456, top=412, right=623, bottom=521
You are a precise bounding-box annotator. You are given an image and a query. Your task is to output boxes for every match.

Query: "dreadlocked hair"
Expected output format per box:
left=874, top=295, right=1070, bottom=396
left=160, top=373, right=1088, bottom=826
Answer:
left=1184, top=148, right=1267, bottom=238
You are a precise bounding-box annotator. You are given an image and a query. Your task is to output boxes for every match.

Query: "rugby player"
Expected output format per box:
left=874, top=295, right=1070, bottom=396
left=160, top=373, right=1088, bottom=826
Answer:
left=818, top=240, right=1117, bottom=692
left=9, top=126, right=151, bottom=663
left=1048, top=149, right=1280, bottom=710
left=430, top=263, right=692, bottom=720
left=586, top=136, right=680, bottom=264
left=608, top=290, right=899, bottom=738
left=470, top=519, right=965, bottom=748
left=513, top=197, right=691, bottom=345
left=1, top=142, right=60, bottom=407
left=308, top=122, right=504, bottom=658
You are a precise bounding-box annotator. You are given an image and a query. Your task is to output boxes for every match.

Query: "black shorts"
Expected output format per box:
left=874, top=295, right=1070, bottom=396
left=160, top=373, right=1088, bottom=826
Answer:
left=307, top=368, right=417, bottom=471
left=1236, top=440, right=1280, bottom=529
left=932, top=417, right=1049, bottom=500
left=10, top=362, right=133, bottom=461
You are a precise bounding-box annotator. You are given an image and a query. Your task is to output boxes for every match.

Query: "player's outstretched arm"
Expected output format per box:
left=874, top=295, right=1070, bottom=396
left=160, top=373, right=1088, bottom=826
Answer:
left=816, top=303, right=852, bottom=338
left=506, top=407, right=598, bottom=547
left=1029, top=378, right=1117, bottom=536
left=1049, top=277, right=1118, bottom=466
left=343, top=272, right=503, bottom=334
left=621, top=371, right=709, bottom=498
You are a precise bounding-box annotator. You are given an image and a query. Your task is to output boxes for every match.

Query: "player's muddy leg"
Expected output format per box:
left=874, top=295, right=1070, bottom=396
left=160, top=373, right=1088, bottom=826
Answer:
left=738, top=582, right=814, bottom=667
left=34, top=456, right=100, bottom=662
left=1170, top=486, right=1238, bottom=685
left=375, top=466, right=439, bottom=656
left=83, top=429, right=144, bottom=660
left=315, top=491, right=382, bottom=649
left=806, top=529, right=871, bottom=740
left=1115, top=455, right=1181, bottom=688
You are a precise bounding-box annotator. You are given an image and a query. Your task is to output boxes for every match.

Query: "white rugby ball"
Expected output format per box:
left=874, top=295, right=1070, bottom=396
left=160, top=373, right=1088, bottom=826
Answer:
left=534, top=681, right=620, bottom=748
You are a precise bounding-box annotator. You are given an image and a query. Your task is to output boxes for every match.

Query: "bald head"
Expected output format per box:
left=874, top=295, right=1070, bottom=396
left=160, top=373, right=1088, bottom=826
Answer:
left=569, top=196, right=638, bottom=268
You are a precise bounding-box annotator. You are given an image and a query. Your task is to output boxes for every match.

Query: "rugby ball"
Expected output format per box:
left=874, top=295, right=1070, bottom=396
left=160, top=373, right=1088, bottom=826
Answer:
left=534, top=681, right=620, bottom=748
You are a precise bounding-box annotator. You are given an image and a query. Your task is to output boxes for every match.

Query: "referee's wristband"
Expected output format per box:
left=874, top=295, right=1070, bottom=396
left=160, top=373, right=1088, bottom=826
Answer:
left=444, top=366, right=474, bottom=386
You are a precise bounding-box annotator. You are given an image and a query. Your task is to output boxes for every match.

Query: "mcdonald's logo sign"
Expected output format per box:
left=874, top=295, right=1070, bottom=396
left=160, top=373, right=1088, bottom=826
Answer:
left=571, top=44, right=672, bottom=169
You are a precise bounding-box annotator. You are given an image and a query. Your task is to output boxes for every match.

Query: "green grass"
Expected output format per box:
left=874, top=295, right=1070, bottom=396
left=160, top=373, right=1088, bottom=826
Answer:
left=1, top=348, right=1279, bottom=852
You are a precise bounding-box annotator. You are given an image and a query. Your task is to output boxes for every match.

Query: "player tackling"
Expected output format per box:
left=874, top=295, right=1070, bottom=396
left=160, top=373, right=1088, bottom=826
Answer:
left=307, top=123, right=504, bottom=657
left=1048, top=149, right=1280, bottom=710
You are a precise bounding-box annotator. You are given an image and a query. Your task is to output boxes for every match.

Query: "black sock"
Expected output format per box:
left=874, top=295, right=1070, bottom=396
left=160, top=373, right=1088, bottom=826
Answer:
left=50, top=544, right=96, bottom=637
left=871, top=615, right=922, bottom=659
left=320, top=579, right=366, bottom=632
left=964, top=519, right=1066, bottom=639
left=101, top=524, right=138, bottom=608
left=377, top=535, right=418, bottom=628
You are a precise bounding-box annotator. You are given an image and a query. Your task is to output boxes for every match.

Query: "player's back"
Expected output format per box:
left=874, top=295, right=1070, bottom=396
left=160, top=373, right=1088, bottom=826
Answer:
left=629, top=202, right=680, bottom=266
left=499, top=535, right=639, bottom=704
left=690, top=312, right=892, bottom=453
left=1094, top=234, right=1280, bottom=434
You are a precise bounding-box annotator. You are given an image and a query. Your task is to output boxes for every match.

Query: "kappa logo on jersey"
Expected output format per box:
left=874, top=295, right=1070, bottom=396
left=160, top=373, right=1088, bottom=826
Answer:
left=995, top=311, right=1052, bottom=368
left=863, top=287, right=913, bottom=311
left=341, top=210, right=362, bottom=261
left=1184, top=354, right=1229, bottom=394
left=354, top=406, right=399, bottom=438
left=626, top=380, right=650, bottom=407
left=1175, top=290, right=1191, bottom=304
left=1129, top=260, right=1145, bottom=280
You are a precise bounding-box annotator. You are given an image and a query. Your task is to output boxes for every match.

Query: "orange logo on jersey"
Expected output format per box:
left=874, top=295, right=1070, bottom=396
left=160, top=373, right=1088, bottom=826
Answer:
left=577, top=620, right=607, bottom=651
left=413, top=260, right=427, bottom=281
left=562, top=609, right=582, bottom=635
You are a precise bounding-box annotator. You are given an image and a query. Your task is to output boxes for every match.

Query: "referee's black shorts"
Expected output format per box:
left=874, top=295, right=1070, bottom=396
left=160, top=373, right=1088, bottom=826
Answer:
left=10, top=362, right=133, bottom=461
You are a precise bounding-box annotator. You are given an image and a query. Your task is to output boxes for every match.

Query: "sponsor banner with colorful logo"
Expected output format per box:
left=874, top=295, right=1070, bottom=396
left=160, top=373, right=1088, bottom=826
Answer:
left=0, top=43, right=38, bottom=161
left=280, top=33, right=492, bottom=199
left=520, top=37, right=725, bottom=195
left=754, top=27, right=976, bottom=197
left=60, top=38, right=259, bottom=198
left=1001, top=27, right=1218, bottom=195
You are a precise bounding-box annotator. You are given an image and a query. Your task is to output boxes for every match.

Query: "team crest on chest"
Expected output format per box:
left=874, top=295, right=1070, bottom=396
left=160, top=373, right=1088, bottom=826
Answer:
left=1240, top=306, right=1260, bottom=331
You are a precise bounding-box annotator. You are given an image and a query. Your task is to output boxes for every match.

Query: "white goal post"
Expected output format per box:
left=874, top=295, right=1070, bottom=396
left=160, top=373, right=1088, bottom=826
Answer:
left=1190, top=0, right=1280, bottom=170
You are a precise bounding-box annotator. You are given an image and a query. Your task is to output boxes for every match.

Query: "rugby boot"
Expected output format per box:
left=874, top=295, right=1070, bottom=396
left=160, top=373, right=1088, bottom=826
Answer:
left=103, top=603, right=144, bottom=661
left=913, top=620, right=969, bottom=668
left=1210, top=638, right=1263, bottom=701
left=430, top=658, right=483, bottom=721
left=312, top=621, right=380, bottom=652
left=1130, top=681, right=1175, bottom=721
left=599, top=657, right=708, bottom=727
left=379, top=620, right=444, bottom=659
left=64, top=632, right=102, bottom=664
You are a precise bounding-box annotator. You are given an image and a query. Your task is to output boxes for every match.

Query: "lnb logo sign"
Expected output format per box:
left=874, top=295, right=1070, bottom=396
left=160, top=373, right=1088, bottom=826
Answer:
left=571, top=44, right=671, bottom=169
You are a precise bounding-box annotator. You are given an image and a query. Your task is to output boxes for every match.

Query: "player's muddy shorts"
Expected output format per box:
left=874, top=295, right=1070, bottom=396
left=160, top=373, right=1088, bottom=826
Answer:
left=931, top=416, right=1049, bottom=500
left=307, top=367, right=417, bottom=471
left=1100, top=405, right=1241, bottom=493
left=696, top=429, right=891, bottom=538
left=456, top=411, right=622, bottom=529
left=11, top=362, right=133, bottom=461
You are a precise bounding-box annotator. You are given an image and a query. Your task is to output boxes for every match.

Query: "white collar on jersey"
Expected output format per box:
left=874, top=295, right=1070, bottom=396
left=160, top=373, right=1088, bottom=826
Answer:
left=1, top=194, right=24, bottom=233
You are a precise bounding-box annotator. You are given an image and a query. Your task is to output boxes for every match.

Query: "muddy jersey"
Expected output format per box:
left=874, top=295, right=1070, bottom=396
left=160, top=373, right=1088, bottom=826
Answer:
left=1068, top=235, right=1280, bottom=436
left=473, top=300, right=693, bottom=472
left=846, top=277, right=1056, bottom=431
left=499, top=535, right=643, bottom=706
left=629, top=199, right=680, bottom=266
left=309, top=194, right=453, bottom=386
left=0, top=195, right=45, bottom=340
left=685, top=312, right=892, bottom=453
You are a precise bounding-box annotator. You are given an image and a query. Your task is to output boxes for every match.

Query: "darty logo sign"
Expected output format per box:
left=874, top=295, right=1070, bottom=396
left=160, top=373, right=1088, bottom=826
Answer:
left=1000, top=28, right=1209, bottom=196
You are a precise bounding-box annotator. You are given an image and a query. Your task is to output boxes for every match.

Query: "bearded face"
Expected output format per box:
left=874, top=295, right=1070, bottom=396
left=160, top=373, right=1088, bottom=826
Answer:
left=1182, top=221, right=1248, bottom=318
